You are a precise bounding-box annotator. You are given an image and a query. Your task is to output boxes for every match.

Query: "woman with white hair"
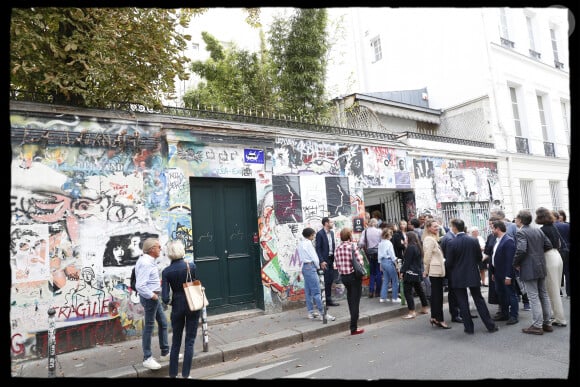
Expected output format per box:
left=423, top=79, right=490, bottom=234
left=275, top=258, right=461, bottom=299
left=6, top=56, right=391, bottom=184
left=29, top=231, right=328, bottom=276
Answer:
left=161, top=240, right=200, bottom=378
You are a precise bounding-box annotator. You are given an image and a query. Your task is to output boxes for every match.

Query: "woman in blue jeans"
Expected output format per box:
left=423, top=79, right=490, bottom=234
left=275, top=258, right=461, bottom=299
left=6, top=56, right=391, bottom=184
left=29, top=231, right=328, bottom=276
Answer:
left=378, top=228, right=400, bottom=303
left=161, top=240, right=201, bottom=379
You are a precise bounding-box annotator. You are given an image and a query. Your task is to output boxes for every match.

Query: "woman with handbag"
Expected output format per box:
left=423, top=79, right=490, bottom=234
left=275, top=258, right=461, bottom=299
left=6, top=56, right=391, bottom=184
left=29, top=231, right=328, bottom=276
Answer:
left=400, top=231, right=430, bottom=319
left=422, top=219, right=451, bottom=329
left=161, top=240, right=201, bottom=379
left=334, top=227, right=365, bottom=335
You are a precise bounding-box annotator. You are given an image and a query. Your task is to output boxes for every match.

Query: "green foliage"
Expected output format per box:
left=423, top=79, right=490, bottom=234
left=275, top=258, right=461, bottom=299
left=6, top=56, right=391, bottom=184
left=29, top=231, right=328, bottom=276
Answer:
left=10, top=8, right=193, bottom=109
left=185, top=8, right=330, bottom=121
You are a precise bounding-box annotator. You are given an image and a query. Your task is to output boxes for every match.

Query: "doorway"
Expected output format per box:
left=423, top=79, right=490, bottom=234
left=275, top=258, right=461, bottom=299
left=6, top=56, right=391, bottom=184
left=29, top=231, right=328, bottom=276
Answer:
left=189, top=177, right=264, bottom=314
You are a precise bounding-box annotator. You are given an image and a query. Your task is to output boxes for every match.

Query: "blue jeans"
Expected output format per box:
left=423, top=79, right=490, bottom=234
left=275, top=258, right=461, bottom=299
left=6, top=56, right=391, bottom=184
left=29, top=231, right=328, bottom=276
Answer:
left=302, top=264, right=324, bottom=314
left=169, top=293, right=200, bottom=378
left=140, top=295, right=169, bottom=361
left=380, top=259, right=399, bottom=300
left=367, top=254, right=382, bottom=295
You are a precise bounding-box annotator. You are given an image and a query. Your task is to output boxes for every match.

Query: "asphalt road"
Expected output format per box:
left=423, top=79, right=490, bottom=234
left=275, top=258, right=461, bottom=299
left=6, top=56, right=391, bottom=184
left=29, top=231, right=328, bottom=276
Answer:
left=183, top=296, right=571, bottom=380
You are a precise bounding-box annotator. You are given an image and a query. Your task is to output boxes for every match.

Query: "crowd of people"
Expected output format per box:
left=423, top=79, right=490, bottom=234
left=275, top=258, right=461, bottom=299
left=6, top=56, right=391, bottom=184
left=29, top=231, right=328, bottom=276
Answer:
left=132, top=206, right=569, bottom=376
left=298, top=207, right=570, bottom=337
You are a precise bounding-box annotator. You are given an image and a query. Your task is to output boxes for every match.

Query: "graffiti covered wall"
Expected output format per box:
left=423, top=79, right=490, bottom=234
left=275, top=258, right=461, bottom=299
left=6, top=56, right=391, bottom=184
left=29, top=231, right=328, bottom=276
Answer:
left=10, top=109, right=501, bottom=361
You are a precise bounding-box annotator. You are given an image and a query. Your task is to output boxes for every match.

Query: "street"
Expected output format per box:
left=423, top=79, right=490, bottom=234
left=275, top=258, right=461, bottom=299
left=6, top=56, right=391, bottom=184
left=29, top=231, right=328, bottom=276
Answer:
left=184, top=296, right=571, bottom=380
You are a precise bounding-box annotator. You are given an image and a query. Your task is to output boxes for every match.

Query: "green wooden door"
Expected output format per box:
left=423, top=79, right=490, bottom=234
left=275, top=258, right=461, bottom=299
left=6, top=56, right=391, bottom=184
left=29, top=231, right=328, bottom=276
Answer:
left=189, top=177, right=263, bottom=314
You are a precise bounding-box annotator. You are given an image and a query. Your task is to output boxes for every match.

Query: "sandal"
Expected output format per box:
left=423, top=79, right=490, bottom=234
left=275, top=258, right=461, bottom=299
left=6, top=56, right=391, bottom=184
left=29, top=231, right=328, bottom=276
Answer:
left=402, top=312, right=416, bottom=319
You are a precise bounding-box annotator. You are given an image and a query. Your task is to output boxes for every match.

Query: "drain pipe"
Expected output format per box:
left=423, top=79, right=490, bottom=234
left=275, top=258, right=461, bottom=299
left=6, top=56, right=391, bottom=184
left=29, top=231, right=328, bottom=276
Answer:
left=506, top=156, right=515, bottom=217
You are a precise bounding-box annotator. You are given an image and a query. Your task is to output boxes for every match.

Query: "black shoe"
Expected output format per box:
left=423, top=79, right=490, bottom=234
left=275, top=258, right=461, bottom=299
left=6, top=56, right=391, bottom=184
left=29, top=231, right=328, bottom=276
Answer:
left=488, top=325, right=499, bottom=333
left=451, top=317, right=464, bottom=323
left=506, top=317, right=519, bottom=325
left=493, top=315, right=509, bottom=321
left=470, top=314, right=478, bottom=319
left=464, top=329, right=474, bottom=334
left=327, top=301, right=340, bottom=307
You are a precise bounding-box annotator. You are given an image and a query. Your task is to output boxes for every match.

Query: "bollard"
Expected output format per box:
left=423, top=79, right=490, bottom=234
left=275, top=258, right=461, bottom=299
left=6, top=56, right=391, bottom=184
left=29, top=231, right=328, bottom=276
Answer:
left=201, top=306, right=209, bottom=352
left=47, top=307, right=56, bottom=378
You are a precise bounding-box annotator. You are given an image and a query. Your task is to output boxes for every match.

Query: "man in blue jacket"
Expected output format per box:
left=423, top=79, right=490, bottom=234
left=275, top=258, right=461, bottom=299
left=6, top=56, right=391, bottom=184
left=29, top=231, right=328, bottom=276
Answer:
left=488, top=220, right=519, bottom=325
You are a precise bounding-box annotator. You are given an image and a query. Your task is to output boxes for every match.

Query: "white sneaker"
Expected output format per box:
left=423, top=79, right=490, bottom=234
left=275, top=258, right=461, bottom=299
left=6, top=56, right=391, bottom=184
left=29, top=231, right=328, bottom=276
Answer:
left=325, top=314, right=336, bottom=321
left=392, top=298, right=401, bottom=303
left=160, top=353, right=183, bottom=362
left=307, top=312, right=319, bottom=319
left=379, top=298, right=386, bottom=303
left=143, top=357, right=161, bottom=370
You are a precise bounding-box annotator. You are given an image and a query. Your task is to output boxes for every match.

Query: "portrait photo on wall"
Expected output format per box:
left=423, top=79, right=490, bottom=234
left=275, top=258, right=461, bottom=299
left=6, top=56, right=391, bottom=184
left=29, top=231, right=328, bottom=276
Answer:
left=102, top=232, right=159, bottom=266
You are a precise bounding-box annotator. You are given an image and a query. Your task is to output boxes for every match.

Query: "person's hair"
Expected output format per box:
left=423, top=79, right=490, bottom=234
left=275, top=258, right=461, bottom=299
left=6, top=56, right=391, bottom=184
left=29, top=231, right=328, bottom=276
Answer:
left=535, top=206, right=554, bottom=225
left=551, top=210, right=560, bottom=221
left=516, top=210, right=532, bottom=225
left=321, top=217, right=330, bottom=226
left=468, top=226, right=479, bottom=234
left=371, top=210, right=382, bottom=220
left=142, top=238, right=159, bottom=253
left=166, top=239, right=185, bottom=260
left=383, top=222, right=397, bottom=231
left=410, top=218, right=420, bottom=228
left=488, top=215, right=500, bottom=222
left=406, top=231, right=423, bottom=255
left=340, top=227, right=352, bottom=241
left=492, top=220, right=506, bottom=233
left=423, top=219, right=438, bottom=237
left=368, top=218, right=378, bottom=227
left=449, top=218, right=465, bottom=233
left=381, top=228, right=393, bottom=239
left=302, top=227, right=315, bottom=238
left=493, top=209, right=506, bottom=220
left=558, top=210, right=567, bottom=222
left=399, top=219, right=407, bottom=229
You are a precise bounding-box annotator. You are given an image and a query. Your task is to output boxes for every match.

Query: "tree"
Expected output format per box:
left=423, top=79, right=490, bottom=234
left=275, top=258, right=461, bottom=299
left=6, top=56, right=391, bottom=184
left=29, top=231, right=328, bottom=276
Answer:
left=183, top=31, right=277, bottom=113
left=10, top=8, right=195, bottom=109
left=269, top=8, right=329, bottom=120
left=184, top=8, right=330, bottom=121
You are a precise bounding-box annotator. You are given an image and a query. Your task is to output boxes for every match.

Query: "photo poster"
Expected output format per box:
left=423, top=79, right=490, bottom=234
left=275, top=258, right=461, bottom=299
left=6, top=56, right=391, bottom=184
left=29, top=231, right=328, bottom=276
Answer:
left=325, top=176, right=351, bottom=217
left=272, top=175, right=303, bottom=224
left=10, top=224, right=50, bottom=283
left=299, top=175, right=327, bottom=226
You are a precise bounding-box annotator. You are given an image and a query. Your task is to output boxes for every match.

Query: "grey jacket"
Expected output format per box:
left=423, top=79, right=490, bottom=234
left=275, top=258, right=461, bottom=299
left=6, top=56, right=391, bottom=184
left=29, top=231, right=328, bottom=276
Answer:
left=513, top=225, right=552, bottom=281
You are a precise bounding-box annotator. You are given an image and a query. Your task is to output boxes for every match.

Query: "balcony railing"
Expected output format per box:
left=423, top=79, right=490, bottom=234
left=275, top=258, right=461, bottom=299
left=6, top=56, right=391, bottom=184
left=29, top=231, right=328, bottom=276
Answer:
left=529, top=49, right=541, bottom=60
left=554, top=60, right=564, bottom=69
left=543, top=141, right=555, bottom=157
left=500, top=37, right=515, bottom=48
left=515, top=136, right=529, bottom=154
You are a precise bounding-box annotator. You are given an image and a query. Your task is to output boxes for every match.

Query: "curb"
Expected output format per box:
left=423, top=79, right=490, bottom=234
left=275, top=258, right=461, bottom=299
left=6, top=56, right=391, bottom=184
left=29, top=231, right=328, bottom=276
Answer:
left=86, top=304, right=410, bottom=378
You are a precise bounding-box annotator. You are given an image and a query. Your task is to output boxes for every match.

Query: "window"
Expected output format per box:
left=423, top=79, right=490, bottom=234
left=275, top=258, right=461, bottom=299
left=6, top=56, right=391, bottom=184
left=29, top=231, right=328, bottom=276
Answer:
left=549, top=181, right=562, bottom=210
left=370, top=36, right=382, bottom=62
left=519, top=180, right=534, bottom=212
left=550, top=28, right=563, bottom=68
left=537, top=95, right=549, bottom=141
left=509, top=87, right=522, bottom=136
left=499, top=8, right=514, bottom=48
left=526, top=16, right=541, bottom=59
left=561, top=100, right=570, bottom=156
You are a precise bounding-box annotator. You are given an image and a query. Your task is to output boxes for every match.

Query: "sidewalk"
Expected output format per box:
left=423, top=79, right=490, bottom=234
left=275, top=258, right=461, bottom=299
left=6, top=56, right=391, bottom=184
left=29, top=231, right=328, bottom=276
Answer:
left=12, top=289, right=459, bottom=378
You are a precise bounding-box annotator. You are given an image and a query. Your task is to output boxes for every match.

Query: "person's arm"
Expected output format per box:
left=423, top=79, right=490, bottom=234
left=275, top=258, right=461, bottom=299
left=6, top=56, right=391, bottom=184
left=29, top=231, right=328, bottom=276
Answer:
left=161, top=269, right=170, bottom=305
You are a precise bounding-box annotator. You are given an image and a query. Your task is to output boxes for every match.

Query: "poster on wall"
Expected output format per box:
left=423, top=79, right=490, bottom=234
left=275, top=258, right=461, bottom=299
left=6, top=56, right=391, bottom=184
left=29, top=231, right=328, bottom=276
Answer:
left=272, top=175, right=303, bottom=224
left=10, top=224, right=50, bottom=283
left=326, top=176, right=351, bottom=217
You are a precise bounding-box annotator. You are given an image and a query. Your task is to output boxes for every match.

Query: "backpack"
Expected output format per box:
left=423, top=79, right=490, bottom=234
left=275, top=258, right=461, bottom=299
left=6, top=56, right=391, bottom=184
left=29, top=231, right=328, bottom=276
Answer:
left=130, top=267, right=137, bottom=295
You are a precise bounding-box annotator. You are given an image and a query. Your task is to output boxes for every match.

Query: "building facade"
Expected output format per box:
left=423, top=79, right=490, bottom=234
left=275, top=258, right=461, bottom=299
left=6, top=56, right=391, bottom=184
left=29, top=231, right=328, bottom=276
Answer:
left=327, top=7, right=570, bottom=220
left=11, top=98, right=502, bottom=360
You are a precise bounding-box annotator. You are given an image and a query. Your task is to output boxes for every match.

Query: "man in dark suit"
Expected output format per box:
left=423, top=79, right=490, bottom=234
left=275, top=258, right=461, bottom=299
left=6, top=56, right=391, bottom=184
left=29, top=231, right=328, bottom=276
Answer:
left=513, top=210, right=553, bottom=335
left=316, top=217, right=339, bottom=306
left=488, top=220, right=519, bottom=325
left=445, top=218, right=497, bottom=334
left=440, top=228, right=463, bottom=323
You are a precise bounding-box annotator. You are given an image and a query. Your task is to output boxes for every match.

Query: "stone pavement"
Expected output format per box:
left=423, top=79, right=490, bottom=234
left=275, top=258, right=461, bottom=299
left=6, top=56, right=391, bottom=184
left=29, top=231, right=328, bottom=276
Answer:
left=12, top=288, right=461, bottom=379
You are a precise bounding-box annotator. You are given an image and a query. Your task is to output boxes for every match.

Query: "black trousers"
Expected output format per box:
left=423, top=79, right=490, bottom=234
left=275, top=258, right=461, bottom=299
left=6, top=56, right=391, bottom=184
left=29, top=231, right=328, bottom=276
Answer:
left=454, top=286, right=495, bottom=333
left=341, top=272, right=362, bottom=333
left=323, top=257, right=335, bottom=302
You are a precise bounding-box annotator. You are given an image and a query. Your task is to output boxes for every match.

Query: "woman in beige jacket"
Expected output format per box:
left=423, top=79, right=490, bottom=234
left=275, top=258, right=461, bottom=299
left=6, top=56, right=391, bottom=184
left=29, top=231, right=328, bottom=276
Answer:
left=422, top=219, right=451, bottom=329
